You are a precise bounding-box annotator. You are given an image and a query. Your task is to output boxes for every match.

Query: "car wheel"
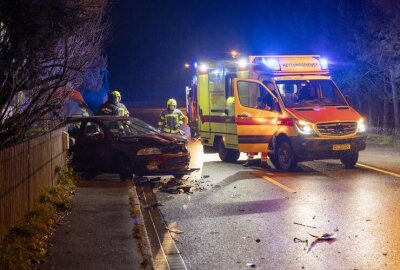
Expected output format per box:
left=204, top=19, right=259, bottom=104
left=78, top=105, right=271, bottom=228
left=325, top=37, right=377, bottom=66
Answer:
left=116, top=156, right=133, bottom=181
left=275, top=140, right=297, bottom=171
left=80, top=171, right=98, bottom=180
left=217, top=138, right=240, bottom=163
left=340, top=152, right=359, bottom=169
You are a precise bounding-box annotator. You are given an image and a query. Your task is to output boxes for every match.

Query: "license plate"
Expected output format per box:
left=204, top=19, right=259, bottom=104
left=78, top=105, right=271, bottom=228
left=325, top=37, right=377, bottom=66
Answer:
left=333, top=144, right=351, bottom=151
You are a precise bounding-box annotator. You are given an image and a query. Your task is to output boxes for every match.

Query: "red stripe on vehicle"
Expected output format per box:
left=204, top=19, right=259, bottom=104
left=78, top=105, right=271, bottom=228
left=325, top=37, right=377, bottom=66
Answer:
left=236, top=117, right=277, bottom=126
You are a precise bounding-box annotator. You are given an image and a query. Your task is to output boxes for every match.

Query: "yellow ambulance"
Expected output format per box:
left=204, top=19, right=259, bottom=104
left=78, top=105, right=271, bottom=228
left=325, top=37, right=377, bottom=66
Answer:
left=187, top=55, right=367, bottom=171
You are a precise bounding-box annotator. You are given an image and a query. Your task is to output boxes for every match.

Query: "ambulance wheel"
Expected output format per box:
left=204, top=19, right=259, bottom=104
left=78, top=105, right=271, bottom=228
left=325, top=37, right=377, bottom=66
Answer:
left=275, top=140, right=297, bottom=171
left=268, top=155, right=280, bottom=169
left=340, top=152, right=358, bottom=169
left=217, top=139, right=240, bottom=163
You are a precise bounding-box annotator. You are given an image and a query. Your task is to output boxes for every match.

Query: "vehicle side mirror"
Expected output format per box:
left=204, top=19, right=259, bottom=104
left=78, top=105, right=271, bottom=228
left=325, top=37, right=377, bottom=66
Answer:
left=345, top=95, right=351, bottom=105
left=93, top=133, right=104, bottom=139
left=69, top=137, right=76, bottom=147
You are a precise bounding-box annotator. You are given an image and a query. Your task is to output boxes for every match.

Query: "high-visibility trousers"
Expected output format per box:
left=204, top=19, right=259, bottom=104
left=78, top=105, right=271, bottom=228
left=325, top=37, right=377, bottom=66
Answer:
left=247, top=152, right=268, bottom=163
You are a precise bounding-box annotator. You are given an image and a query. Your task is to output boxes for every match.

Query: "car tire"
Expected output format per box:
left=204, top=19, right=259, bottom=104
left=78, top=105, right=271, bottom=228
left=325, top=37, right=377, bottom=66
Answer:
left=217, top=138, right=240, bottom=163
left=275, top=140, right=297, bottom=171
left=268, top=154, right=280, bottom=169
left=80, top=171, right=98, bottom=180
left=116, top=156, right=133, bottom=181
left=340, top=152, right=358, bottom=169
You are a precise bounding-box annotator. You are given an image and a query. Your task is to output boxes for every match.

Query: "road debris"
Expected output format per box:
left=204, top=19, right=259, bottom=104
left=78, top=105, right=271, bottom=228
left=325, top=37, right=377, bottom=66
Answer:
left=294, top=222, right=317, bottom=229
left=293, top=237, right=309, bottom=246
left=307, top=232, right=336, bottom=240
left=246, top=262, right=256, bottom=268
left=143, top=202, right=165, bottom=209
left=255, top=239, right=261, bottom=243
left=231, top=194, right=241, bottom=198
left=166, top=226, right=184, bottom=234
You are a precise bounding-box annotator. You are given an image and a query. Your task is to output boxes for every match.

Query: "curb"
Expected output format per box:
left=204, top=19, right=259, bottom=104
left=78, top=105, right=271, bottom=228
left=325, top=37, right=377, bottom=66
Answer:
left=128, top=185, right=154, bottom=270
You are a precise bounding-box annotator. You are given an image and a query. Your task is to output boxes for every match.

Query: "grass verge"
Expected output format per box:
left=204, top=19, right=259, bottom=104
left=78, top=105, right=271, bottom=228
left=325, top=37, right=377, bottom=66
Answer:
left=367, top=134, right=400, bottom=147
left=0, top=165, right=75, bottom=270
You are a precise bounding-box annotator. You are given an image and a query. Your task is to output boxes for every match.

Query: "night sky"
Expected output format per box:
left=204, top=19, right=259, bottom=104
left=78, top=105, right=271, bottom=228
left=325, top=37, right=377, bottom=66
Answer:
left=106, top=0, right=363, bottom=105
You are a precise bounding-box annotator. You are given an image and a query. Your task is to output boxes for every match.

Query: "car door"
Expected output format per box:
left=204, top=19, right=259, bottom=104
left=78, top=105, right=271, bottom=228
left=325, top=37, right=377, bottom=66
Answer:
left=75, top=121, right=109, bottom=171
left=233, top=78, right=279, bottom=153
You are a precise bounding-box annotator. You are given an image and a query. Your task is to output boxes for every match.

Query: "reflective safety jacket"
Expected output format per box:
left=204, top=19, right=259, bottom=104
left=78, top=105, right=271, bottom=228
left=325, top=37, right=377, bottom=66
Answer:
left=97, top=101, right=129, bottom=116
left=158, top=108, right=185, bottom=134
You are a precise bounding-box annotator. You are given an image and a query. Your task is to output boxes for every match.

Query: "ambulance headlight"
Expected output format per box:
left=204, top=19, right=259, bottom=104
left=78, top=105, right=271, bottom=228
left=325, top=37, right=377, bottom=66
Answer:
left=137, top=147, right=162, bottom=155
left=319, top=58, right=329, bottom=70
left=262, top=58, right=281, bottom=71
left=295, top=120, right=314, bottom=135
left=357, top=118, right=366, bottom=132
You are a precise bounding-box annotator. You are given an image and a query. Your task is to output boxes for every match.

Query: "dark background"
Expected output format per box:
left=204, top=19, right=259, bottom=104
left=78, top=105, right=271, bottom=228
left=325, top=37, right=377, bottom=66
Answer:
left=106, top=0, right=363, bottom=105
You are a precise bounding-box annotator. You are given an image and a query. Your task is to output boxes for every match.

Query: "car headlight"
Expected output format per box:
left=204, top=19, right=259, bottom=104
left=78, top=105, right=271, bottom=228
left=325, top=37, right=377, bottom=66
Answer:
left=137, top=147, right=162, bottom=155
left=295, top=120, right=314, bottom=135
left=357, top=118, right=366, bottom=132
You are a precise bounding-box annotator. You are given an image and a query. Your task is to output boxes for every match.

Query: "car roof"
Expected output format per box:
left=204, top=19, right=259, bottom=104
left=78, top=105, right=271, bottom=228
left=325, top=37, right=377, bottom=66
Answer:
left=66, top=116, right=137, bottom=122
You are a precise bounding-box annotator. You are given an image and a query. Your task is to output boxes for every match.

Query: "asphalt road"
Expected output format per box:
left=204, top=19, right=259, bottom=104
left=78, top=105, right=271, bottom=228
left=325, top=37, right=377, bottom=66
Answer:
left=152, top=141, right=400, bottom=270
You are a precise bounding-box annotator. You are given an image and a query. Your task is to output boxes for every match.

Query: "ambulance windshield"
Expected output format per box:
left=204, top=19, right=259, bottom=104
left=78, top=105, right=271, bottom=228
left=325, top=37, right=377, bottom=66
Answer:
left=276, top=79, right=347, bottom=108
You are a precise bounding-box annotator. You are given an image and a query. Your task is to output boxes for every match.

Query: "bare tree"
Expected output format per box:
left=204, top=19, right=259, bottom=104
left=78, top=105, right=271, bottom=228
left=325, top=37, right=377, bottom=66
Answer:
left=350, top=0, right=400, bottom=130
left=0, top=0, right=109, bottom=149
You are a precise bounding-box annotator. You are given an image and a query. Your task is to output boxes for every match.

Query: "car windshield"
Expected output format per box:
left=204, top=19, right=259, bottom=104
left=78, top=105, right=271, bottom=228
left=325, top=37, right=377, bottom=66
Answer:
left=276, top=79, right=347, bottom=108
left=104, top=118, right=159, bottom=137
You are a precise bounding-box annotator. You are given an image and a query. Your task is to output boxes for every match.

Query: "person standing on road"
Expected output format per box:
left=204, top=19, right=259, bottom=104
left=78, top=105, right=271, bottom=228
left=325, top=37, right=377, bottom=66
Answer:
left=97, top=90, right=129, bottom=116
left=158, top=98, right=186, bottom=135
left=243, top=96, right=271, bottom=169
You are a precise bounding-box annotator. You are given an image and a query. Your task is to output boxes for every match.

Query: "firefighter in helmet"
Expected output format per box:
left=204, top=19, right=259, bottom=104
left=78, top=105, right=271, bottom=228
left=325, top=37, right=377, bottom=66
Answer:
left=97, top=90, right=129, bottom=116
left=158, top=98, right=186, bottom=135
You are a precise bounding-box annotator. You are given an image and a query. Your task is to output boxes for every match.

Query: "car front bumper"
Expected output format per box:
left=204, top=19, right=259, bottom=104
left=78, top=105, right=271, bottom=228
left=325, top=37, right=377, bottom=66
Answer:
left=290, top=134, right=367, bottom=161
left=133, top=152, right=191, bottom=176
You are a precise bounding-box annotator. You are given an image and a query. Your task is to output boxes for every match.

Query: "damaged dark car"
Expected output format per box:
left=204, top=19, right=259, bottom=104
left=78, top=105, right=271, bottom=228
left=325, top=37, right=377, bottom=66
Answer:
left=65, top=116, right=191, bottom=181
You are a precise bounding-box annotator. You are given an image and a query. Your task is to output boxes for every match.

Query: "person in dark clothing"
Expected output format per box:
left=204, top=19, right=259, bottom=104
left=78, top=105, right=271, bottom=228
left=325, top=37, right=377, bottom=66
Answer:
left=97, top=90, right=129, bottom=116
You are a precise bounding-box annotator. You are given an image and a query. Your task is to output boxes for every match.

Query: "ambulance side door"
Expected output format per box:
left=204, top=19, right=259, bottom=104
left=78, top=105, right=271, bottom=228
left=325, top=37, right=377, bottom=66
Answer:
left=233, top=78, right=279, bottom=153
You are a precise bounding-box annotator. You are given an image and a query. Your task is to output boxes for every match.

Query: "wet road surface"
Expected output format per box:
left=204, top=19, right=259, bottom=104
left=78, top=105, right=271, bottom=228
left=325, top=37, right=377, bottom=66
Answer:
left=140, top=141, right=400, bottom=269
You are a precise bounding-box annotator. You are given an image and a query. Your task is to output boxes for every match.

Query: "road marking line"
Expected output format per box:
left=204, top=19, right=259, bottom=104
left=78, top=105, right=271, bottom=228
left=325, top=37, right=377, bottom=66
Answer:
left=262, top=175, right=297, bottom=193
left=357, top=163, right=400, bottom=178
left=251, top=171, right=296, bottom=193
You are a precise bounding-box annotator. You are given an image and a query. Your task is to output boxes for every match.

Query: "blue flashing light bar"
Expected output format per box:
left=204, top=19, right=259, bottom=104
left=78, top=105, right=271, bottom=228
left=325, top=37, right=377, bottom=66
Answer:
left=262, top=58, right=281, bottom=71
left=319, top=58, right=328, bottom=70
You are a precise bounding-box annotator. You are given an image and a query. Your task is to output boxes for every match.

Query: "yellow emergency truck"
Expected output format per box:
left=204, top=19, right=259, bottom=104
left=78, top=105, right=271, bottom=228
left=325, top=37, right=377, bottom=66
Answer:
left=187, top=55, right=367, bottom=171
